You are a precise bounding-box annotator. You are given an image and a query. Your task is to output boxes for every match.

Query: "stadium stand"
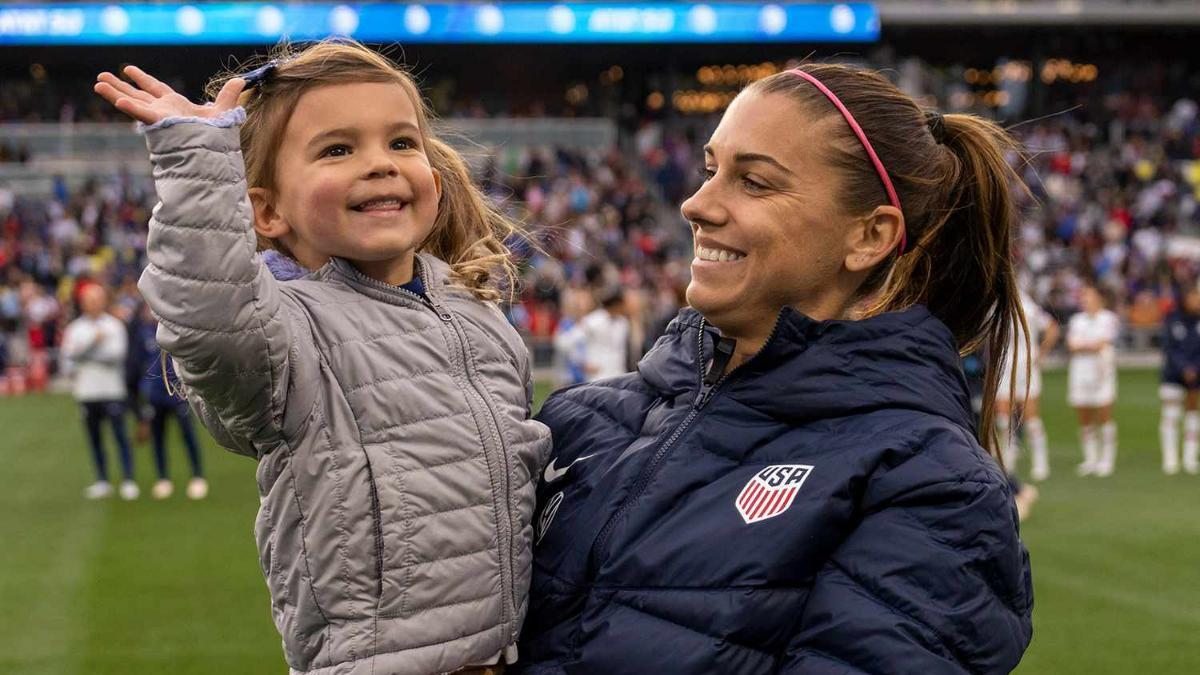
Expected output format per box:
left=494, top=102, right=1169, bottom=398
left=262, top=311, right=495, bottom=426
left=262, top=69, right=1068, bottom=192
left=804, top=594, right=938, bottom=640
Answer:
left=2, top=48, right=1199, bottom=392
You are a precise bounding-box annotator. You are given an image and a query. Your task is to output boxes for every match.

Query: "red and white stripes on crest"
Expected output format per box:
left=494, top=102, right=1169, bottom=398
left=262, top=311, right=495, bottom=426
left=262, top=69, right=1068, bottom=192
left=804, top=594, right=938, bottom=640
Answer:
left=734, top=464, right=813, bottom=524
left=738, top=483, right=798, bottom=522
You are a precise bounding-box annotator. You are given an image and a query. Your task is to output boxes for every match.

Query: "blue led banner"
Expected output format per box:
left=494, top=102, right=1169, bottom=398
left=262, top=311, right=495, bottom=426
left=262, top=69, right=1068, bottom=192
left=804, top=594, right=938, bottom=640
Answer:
left=0, top=3, right=879, bottom=45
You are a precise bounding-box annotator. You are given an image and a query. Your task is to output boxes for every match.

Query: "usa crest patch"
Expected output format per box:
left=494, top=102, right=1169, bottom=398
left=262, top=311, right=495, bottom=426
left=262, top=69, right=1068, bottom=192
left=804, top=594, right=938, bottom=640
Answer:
left=736, top=465, right=813, bottom=524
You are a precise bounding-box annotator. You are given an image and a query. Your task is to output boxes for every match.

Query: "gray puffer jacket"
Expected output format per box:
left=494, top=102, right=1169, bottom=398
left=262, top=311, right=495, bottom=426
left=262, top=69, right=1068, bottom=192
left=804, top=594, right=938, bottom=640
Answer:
left=137, top=119, right=552, bottom=674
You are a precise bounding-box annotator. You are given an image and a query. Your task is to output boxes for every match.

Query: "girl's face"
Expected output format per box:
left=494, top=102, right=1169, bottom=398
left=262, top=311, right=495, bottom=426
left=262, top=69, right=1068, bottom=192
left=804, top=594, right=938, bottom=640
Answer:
left=252, top=81, right=442, bottom=284
left=680, top=91, right=863, bottom=338
left=1082, top=287, right=1103, bottom=313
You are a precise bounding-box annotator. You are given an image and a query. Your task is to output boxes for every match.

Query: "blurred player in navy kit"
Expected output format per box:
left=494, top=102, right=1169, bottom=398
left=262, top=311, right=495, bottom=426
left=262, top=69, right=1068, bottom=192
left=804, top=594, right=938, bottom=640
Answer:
left=1160, top=287, right=1200, bottom=475
left=128, top=303, right=208, bottom=499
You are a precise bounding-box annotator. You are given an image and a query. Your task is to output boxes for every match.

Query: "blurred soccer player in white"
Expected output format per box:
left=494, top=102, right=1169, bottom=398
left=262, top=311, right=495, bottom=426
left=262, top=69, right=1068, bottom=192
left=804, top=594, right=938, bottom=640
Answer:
left=579, top=289, right=630, bottom=381
left=1159, top=287, right=1200, bottom=474
left=552, top=286, right=593, bottom=386
left=996, top=290, right=1059, bottom=480
left=61, top=285, right=138, bottom=499
left=1067, top=286, right=1120, bottom=476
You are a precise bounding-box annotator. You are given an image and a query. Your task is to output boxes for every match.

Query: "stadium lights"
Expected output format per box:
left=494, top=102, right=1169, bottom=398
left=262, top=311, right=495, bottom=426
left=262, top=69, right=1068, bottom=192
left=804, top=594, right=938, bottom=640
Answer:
left=948, top=90, right=1013, bottom=110
left=565, top=84, right=590, bottom=106
left=1040, top=60, right=1099, bottom=85
left=697, top=62, right=781, bottom=87
left=599, top=66, right=625, bottom=85
left=673, top=89, right=738, bottom=114
left=965, top=62, right=1033, bottom=85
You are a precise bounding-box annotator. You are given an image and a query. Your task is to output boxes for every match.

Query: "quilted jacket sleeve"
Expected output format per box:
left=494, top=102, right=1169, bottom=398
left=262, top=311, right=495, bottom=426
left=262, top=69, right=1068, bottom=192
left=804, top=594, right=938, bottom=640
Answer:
left=136, top=117, right=293, bottom=458
left=778, top=474, right=1033, bottom=675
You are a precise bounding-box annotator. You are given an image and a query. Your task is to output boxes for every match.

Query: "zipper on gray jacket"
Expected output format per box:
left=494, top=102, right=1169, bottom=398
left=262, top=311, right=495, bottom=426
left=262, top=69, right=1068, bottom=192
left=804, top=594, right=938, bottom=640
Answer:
left=400, top=286, right=451, bottom=321
left=409, top=261, right=519, bottom=641
left=338, top=257, right=452, bottom=322
left=339, top=257, right=514, bottom=633
left=438, top=307, right=519, bottom=640
left=414, top=261, right=517, bottom=635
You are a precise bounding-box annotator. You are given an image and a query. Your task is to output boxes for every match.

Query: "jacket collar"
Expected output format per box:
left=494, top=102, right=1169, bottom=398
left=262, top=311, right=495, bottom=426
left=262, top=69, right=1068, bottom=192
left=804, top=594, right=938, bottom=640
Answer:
left=325, top=254, right=451, bottom=308
left=639, top=304, right=975, bottom=431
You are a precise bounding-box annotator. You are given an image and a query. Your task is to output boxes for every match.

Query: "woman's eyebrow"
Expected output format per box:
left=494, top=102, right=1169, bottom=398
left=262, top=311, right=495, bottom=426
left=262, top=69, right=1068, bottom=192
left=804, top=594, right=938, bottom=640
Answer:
left=704, top=145, right=793, bottom=175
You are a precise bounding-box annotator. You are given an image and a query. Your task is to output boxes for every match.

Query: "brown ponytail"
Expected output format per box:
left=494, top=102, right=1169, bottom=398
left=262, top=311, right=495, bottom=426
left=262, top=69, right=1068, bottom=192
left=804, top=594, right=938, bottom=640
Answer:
left=865, top=113, right=1029, bottom=457
left=749, top=65, right=1030, bottom=458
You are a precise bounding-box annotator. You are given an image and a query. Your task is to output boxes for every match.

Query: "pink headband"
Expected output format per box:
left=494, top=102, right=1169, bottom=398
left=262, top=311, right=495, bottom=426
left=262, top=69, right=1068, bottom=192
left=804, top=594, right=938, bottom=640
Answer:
left=786, top=68, right=906, bottom=255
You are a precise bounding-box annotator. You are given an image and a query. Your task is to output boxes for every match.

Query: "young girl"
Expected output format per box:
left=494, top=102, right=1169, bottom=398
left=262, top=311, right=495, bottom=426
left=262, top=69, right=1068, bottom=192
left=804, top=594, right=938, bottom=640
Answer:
left=1067, top=285, right=1120, bottom=477
left=95, top=40, right=551, bottom=675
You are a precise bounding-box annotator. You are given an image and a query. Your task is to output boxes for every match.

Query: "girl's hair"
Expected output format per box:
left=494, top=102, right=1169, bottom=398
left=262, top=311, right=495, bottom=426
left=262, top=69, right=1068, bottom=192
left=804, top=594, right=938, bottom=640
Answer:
left=747, top=64, right=1030, bottom=457
left=206, top=39, right=519, bottom=302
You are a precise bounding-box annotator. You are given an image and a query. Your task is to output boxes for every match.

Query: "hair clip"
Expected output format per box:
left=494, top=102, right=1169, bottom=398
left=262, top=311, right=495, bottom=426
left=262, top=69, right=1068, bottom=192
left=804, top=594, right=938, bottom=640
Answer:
left=237, top=60, right=279, bottom=89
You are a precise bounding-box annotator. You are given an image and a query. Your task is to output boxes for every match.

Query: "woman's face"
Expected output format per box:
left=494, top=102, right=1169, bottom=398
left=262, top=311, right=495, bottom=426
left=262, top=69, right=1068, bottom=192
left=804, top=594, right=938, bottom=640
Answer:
left=681, top=91, right=860, bottom=338
left=1082, top=287, right=1103, bottom=313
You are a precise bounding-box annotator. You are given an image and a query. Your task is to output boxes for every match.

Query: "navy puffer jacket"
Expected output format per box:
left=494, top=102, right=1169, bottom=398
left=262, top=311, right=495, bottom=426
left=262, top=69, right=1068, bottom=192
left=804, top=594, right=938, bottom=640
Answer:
left=517, top=305, right=1033, bottom=674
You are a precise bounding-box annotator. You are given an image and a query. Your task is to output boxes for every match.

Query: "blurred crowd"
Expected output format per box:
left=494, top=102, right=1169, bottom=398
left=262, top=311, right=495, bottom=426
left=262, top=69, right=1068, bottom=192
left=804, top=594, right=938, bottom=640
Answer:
left=1012, top=94, right=1200, bottom=345
left=492, top=137, right=693, bottom=383
left=1, top=171, right=154, bottom=390
left=3, top=66, right=1200, bottom=396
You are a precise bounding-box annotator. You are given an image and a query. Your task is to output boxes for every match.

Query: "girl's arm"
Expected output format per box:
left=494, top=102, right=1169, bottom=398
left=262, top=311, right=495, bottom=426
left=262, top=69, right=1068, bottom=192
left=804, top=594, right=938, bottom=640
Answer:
left=96, top=67, right=300, bottom=457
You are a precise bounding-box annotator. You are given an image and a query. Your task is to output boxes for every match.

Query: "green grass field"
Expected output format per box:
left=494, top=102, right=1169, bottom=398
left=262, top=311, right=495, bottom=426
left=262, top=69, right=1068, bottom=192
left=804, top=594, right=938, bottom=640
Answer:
left=1, top=371, right=1197, bottom=674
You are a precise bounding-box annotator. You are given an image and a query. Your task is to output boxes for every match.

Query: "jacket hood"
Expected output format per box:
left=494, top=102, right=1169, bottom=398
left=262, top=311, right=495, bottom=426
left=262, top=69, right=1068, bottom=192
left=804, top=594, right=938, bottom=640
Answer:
left=639, top=305, right=975, bottom=432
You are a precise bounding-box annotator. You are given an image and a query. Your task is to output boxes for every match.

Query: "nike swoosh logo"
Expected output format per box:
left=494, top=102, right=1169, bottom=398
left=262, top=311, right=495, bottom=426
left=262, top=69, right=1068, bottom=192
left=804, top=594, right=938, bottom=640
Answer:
left=543, top=453, right=599, bottom=484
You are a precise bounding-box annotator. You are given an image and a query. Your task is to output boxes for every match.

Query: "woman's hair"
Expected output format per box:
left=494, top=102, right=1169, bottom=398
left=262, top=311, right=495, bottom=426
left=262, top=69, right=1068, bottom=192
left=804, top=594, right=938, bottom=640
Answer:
left=747, top=64, right=1030, bottom=458
left=206, top=39, right=520, bottom=302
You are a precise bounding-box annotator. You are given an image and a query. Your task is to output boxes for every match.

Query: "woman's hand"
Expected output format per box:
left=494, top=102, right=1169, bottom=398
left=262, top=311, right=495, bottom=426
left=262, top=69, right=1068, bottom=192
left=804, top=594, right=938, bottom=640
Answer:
left=93, top=65, right=244, bottom=126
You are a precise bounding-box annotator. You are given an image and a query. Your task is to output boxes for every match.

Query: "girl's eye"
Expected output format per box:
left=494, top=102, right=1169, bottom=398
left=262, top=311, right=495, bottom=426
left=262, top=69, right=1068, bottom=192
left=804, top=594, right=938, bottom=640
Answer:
left=391, top=137, right=417, bottom=151
left=321, top=144, right=350, bottom=158
left=698, top=167, right=716, bottom=182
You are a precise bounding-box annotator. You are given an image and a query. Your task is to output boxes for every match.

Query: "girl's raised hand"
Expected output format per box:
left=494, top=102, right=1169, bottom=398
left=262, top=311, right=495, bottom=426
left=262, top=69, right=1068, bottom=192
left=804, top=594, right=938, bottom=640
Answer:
left=94, top=65, right=245, bottom=125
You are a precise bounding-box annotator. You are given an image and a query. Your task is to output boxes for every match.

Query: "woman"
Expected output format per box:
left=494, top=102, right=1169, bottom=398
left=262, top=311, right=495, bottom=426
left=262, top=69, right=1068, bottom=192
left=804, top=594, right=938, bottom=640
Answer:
left=1067, top=285, right=1120, bottom=477
left=517, top=64, right=1033, bottom=674
left=1158, top=286, right=1200, bottom=475
left=997, top=289, right=1060, bottom=482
